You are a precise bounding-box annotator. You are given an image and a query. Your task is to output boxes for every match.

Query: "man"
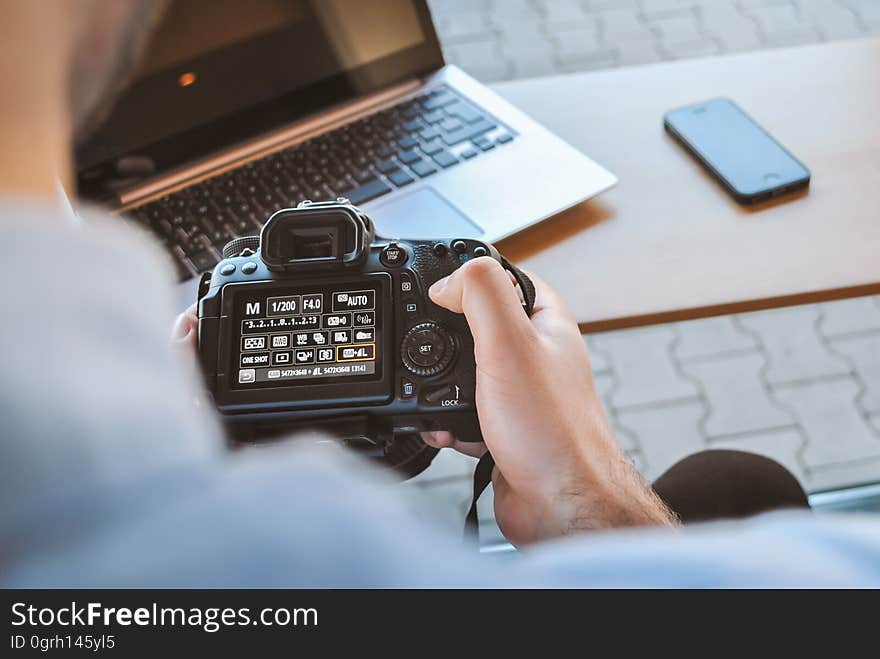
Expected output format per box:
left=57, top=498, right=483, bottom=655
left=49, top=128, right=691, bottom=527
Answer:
left=2, top=1, right=879, bottom=587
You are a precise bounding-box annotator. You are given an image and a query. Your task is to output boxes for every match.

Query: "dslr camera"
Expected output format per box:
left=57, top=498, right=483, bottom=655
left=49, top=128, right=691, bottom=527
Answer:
left=197, top=199, right=534, bottom=459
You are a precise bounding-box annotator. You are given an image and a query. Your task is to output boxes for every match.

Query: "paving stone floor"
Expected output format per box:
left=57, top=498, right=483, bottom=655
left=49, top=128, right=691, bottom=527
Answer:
left=406, top=1, right=880, bottom=538
left=429, top=0, right=880, bottom=82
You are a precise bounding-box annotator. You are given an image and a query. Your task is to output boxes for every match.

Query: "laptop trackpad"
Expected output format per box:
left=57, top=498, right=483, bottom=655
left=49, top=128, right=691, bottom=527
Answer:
left=370, top=188, right=483, bottom=239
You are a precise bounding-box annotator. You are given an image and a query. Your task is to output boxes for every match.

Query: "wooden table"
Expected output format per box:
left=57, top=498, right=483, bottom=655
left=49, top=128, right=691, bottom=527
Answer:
left=491, top=37, right=880, bottom=333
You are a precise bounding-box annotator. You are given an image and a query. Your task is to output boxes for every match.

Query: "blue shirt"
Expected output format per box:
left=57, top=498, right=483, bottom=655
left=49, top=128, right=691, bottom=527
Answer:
left=2, top=200, right=879, bottom=587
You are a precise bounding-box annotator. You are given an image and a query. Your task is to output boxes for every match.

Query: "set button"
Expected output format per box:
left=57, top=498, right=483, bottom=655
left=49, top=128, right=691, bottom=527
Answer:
left=401, top=322, right=455, bottom=376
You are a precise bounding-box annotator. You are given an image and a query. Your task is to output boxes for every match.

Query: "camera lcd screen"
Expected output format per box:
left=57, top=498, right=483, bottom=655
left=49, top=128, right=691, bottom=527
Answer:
left=230, top=280, right=382, bottom=389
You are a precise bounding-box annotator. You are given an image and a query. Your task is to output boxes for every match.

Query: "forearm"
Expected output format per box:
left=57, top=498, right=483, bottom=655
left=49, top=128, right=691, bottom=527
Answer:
left=554, top=451, right=679, bottom=534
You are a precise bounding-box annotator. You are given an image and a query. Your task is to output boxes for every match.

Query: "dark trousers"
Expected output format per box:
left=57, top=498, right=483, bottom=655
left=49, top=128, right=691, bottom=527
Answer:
left=652, top=449, right=810, bottom=523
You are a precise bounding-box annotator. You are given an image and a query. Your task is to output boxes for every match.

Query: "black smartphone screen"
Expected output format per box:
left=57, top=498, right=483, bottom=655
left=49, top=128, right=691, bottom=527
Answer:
left=664, top=98, right=810, bottom=203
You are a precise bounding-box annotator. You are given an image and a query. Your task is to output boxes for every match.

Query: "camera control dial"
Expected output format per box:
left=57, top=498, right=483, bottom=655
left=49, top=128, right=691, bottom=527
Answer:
left=401, top=322, right=455, bottom=377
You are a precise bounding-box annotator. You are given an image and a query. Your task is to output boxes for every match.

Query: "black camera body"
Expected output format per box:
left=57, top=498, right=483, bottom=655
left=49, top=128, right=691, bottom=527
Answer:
left=197, top=199, right=531, bottom=447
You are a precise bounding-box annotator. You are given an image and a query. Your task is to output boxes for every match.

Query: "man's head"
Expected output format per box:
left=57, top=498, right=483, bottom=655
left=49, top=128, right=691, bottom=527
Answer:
left=67, top=0, right=167, bottom=143
left=0, top=1, right=165, bottom=196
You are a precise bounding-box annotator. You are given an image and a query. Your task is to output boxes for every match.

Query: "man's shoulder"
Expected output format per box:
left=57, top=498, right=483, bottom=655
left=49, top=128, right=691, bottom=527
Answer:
left=524, top=510, right=880, bottom=587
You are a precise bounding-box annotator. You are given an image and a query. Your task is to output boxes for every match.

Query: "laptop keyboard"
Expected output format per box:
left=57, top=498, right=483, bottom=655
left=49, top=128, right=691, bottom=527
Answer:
left=126, top=85, right=516, bottom=281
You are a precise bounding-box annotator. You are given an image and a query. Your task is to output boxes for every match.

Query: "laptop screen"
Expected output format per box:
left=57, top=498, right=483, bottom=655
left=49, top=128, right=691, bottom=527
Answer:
left=76, top=0, right=442, bottom=200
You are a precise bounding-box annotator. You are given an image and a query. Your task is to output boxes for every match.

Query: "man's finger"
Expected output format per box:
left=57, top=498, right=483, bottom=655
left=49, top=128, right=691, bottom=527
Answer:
left=522, top=270, right=579, bottom=338
left=428, top=257, right=537, bottom=352
left=171, top=303, right=198, bottom=344
left=420, top=432, right=487, bottom=458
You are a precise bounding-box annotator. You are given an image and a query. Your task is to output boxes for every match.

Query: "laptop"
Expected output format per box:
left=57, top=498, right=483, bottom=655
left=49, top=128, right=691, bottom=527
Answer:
left=76, top=0, right=617, bottom=287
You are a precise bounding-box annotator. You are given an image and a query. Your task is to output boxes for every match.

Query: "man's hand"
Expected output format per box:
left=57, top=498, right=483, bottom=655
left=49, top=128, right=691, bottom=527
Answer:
left=171, top=302, right=198, bottom=351
left=423, top=258, right=676, bottom=545
left=171, top=265, right=675, bottom=546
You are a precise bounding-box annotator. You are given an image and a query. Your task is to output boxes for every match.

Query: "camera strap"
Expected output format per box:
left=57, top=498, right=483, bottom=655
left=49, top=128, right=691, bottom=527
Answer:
left=500, top=255, right=537, bottom=316
left=463, top=257, right=536, bottom=545
left=464, top=451, right=496, bottom=543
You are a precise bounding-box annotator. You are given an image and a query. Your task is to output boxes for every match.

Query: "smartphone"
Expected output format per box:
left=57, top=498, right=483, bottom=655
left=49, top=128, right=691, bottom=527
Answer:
left=663, top=98, right=810, bottom=204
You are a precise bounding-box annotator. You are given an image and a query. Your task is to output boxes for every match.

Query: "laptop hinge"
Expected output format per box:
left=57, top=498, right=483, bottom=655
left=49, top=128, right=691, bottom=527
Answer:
left=117, top=77, right=425, bottom=210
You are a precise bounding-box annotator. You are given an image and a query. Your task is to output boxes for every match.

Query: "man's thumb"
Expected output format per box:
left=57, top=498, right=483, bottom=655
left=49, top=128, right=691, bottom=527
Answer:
left=428, top=257, right=534, bottom=351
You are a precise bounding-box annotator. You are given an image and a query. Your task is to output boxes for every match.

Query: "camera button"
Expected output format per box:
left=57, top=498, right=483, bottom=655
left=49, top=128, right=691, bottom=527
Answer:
left=451, top=239, right=467, bottom=254
left=219, top=263, right=236, bottom=276
left=401, top=379, right=416, bottom=399
left=381, top=242, right=408, bottom=267
left=408, top=332, right=445, bottom=367
left=241, top=261, right=258, bottom=275
left=432, top=242, right=448, bottom=257
left=400, top=271, right=416, bottom=294
left=401, top=322, right=455, bottom=376
left=424, top=384, right=462, bottom=406
left=473, top=245, right=488, bottom=258
left=425, top=384, right=455, bottom=403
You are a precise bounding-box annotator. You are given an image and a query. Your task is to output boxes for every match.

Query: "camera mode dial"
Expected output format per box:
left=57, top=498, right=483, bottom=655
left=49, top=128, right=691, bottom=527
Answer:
left=401, top=322, right=455, bottom=377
